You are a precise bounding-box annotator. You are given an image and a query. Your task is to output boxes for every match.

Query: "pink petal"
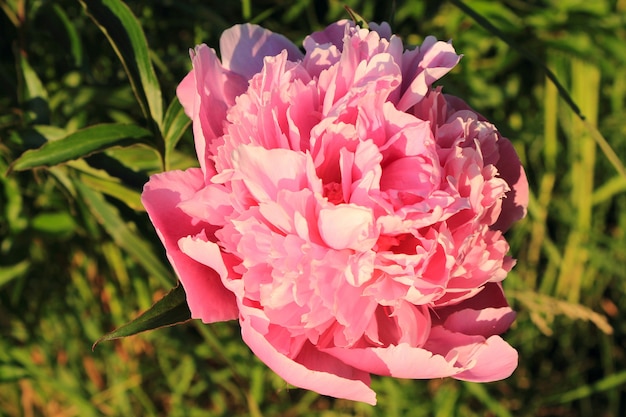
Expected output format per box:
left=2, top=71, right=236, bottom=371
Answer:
left=177, top=183, right=234, bottom=226
left=177, top=233, right=239, bottom=322
left=452, top=335, right=518, bottom=382
left=220, top=24, right=304, bottom=79
left=443, top=307, right=516, bottom=338
left=239, top=304, right=377, bottom=405
left=182, top=45, right=247, bottom=176
left=142, top=169, right=238, bottom=322
left=491, top=138, right=529, bottom=231
left=424, top=327, right=518, bottom=382
left=231, top=145, right=316, bottom=203
left=397, top=37, right=462, bottom=111
left=176, top=70, right=195, bottom=118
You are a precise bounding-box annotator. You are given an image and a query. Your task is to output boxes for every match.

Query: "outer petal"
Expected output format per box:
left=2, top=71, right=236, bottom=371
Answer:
left=451, top=335, right=518, bottom=382
left=491, top=138, right=529, bottom=231
left=424, top=327, right=518, bottom=382
left=322, top=343, right=464, bottom=378
left=220, top=24, right=304, bottom=79
left=443, top=307, right=516, bottom=338
left=238, top=303, right=377, bottom=405
left=141, top=169, right=238, bottom=322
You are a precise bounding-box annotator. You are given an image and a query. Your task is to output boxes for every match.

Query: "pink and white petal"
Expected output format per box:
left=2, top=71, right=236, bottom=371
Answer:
left=322, top=343, right=464, bottom=379
left=141, top=169, right=238, bottom=322
left=239, top=304, right=377, bottom=405
left=220, top=24, right=304, bottom=80
left=424, top=327, right=518, bottom=382
left=318, top=204, right=377, bottom=251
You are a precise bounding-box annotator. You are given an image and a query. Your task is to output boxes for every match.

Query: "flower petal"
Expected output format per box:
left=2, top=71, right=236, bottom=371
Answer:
left=142, top=169, right=238, bottom=322
left=239, top=304, right=377, bottom=405
left=231, top=145, right=318, bottom=203
left=318, top=204, right=377, bottom=251
left=220, top=24, right=304, bottom=79
left=323, top=343, right=464, bottom=378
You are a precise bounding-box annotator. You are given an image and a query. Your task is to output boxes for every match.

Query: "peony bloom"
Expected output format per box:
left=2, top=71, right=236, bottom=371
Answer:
left=142, top=20, right=528, bottom=405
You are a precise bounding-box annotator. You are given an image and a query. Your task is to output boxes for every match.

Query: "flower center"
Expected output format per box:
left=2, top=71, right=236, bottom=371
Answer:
left=323, top=182, right=344, bottom=205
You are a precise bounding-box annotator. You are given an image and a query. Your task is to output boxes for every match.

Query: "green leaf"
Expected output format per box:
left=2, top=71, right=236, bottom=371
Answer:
left=52, top=4, right=83, bottom=67
left=79, top=0, right=163, bottom=131
left=75, top=181, right=173, bottom=287
left=0, top=261, right=29, bottom=289
left=80, top=174, right=143, bottom=211
left=162, top=96, right=191, bottom=171
left=31, top=211, right=76, bottom=235
left=93, top=284, right=191, bottom=349
left=10, top=123, right=151, bottom=171
left=18, top=54, right=49, bottom=124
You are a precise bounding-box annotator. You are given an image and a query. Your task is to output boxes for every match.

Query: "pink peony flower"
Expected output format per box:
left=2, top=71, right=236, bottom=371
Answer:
left=142, top=20, right=528, bottom=405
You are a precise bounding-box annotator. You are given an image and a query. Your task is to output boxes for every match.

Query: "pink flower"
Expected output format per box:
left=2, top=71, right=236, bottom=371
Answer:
left=142, top=20, right=528, bottom=405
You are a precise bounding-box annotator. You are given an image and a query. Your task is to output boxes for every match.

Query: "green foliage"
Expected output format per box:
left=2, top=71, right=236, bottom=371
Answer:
left=1, top=0, right=626, bottom=416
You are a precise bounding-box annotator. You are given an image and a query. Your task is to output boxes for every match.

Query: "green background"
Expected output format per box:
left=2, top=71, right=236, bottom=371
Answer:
left=1, top=0, right=626, bottom=416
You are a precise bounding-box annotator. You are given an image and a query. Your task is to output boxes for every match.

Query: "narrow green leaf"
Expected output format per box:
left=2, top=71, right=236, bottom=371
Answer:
left=79, top=0, right=163, bottom=130
left=75, top=181, right=173, bottom=287
left=80, top=174, right=143, bottom=211
left=162, top=96, right=191, bottom=171
left=52, top=4, right=83, bottom=67
left=10, top=123, right=151, bottom=172
left=93, top=284, right=191, bottom=349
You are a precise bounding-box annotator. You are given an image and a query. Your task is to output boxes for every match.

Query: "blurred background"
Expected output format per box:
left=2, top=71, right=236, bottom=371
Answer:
left=1, top=0, right=625, bottom=416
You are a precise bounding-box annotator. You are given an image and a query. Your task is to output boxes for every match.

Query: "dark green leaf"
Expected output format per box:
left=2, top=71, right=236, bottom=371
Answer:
left=52, top=4, right=83, bottom=67
left=79, top=0, right=163, bottom=130
left=93, top=284, right=191, bottom=349
left=10, top=123, right=151, bottom=172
